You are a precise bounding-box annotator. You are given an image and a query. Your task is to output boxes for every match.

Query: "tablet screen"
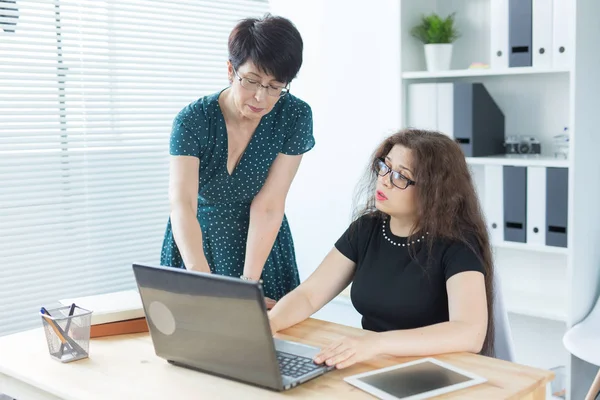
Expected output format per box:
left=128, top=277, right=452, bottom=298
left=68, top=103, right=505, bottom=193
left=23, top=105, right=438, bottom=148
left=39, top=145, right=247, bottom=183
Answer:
left=345, top=358, right=486, bottom=399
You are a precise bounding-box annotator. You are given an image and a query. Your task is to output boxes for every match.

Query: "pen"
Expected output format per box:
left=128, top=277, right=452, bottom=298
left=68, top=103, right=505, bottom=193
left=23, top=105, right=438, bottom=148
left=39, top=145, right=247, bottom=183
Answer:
left=40, top=308, right=86, bottom=356
left=41, top=313, right=72, bottom=350
left=58, top=303, right=76, bottom=358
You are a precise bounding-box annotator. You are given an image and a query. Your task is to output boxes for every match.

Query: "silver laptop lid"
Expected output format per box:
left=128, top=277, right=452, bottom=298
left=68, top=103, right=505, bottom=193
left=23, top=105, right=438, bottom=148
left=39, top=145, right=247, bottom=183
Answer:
left=132, top=264, right=282, bottom=390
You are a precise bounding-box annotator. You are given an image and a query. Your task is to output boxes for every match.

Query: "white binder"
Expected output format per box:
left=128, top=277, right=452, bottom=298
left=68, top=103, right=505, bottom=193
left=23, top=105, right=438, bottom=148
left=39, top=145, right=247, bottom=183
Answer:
left=532, top=0, right=553, bottom=68
left=552, top=0, right=572, bottom=69
left=59, top=289, right=144, bottom=326
left=408, top=83, right=438, bottom=131
left=436, top=83, right=454, bottom=139
left=484, top=165, right=504, bottom=244
left=526, top=166, right=547, bottom=245
left=490, top=0, right=509, bottom=69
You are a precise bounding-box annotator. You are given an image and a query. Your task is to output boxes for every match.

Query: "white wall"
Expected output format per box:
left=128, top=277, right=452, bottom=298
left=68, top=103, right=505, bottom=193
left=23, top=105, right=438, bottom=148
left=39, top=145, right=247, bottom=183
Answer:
left=270, top=0, right=402, bottom=280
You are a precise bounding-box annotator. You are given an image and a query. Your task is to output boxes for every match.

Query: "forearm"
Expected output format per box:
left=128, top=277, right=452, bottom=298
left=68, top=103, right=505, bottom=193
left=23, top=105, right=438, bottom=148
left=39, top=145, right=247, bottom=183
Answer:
left=269, top=287, right=316, bottom=332
left=243, top=206, right=284, bottom=280
left=170, top=205, right=210, bottom=273
left=375, top=321, right=486, bottom=357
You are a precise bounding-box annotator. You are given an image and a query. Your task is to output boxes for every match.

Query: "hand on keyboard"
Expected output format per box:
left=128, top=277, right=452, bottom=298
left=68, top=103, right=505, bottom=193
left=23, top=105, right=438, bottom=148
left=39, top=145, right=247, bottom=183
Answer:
left=265, top=297, right=276, bottom=310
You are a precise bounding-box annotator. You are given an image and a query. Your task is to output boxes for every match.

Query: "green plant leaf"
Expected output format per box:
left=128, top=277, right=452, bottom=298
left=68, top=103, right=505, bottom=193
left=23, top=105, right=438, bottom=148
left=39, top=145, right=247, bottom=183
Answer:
left=410, top=12, right=460, bottom=44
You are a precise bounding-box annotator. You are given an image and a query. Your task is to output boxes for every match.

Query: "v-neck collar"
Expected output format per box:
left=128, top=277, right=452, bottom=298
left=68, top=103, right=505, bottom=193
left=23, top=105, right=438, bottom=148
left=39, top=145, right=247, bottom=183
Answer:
left=216, top=88, right=274, bottom=178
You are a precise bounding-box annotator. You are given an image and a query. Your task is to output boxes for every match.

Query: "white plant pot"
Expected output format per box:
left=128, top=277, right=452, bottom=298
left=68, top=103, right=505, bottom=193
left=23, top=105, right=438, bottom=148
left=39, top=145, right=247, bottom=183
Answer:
left=424, top=44, right=453, bottom=72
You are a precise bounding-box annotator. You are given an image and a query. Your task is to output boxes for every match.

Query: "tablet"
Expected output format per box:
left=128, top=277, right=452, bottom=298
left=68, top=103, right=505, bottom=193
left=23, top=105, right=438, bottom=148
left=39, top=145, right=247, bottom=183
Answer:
left=343, top=358, right=487, bottom=400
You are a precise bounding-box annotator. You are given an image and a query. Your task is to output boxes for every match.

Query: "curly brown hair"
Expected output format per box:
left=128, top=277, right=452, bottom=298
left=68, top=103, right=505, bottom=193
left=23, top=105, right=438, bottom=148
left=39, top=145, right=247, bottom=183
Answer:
left=352, top=128, right=495, bottom=357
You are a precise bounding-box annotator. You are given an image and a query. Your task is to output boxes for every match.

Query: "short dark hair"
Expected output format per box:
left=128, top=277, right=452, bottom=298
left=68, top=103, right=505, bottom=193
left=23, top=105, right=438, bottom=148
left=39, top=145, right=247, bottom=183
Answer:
left=228, top=14, right=303, bottom=84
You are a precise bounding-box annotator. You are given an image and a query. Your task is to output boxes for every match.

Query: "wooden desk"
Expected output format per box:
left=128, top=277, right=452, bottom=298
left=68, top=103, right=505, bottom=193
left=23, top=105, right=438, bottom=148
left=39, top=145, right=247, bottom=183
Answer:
left=0, top=318, right=553, bottom=400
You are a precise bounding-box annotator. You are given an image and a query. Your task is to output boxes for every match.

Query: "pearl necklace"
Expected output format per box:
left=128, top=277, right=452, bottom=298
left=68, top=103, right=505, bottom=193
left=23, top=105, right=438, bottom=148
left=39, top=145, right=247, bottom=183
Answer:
left=381, top=219, right=428, bottom=247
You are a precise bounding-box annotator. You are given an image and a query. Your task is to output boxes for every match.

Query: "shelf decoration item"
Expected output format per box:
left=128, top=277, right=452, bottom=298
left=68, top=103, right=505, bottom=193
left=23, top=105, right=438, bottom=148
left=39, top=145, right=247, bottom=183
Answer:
left=552, top=127, right=570, bottom=159
left=411, top=12, right=460, bottom=72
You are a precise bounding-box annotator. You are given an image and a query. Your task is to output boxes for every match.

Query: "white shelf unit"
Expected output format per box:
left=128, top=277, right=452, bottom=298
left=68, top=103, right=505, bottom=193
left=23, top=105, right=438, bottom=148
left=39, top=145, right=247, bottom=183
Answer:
left=399, top=1, right=600, bottom=399
left=402, top=66, right=570, bottom=80
left=466, top=155, right=569, bottom=168
left=493, top=240, right=568, bottom=255
left=504, top=289, right=567, bottom=322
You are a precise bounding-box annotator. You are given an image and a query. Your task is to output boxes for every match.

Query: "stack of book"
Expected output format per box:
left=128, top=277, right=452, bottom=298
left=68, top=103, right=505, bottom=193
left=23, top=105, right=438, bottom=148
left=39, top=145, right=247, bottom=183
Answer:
left=59, top=289, right=147, bottom=338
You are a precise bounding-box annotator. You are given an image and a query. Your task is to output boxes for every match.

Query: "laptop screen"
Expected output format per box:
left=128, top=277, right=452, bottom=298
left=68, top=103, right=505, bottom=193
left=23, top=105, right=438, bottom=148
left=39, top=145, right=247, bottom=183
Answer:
left=132, top=264, right=282, bottom=389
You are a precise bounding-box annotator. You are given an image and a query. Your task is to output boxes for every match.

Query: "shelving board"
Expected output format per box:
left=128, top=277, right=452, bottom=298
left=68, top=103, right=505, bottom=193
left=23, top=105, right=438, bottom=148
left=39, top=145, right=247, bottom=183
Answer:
left=493, top=241, right=569, bottom=255
left=402, top=67, right=571, bottom=80
left=505, top=289, right=568, bottom=322
left=466, top=155, right=570, bottom=168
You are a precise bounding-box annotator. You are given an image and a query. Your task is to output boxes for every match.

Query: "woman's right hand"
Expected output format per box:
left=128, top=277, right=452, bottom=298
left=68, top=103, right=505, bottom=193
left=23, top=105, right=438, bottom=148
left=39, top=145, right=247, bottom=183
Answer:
left=188, top=260, right=211, bottom=274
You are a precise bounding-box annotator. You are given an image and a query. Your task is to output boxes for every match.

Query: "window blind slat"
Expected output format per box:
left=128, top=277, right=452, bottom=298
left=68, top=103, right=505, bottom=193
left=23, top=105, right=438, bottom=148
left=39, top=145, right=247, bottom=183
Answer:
left=0, top=0, right=269, bottom=336
left=3, top=70, right=225, bottom=79
left=2, top=43, right=230, bottom=58
left=0, top=53, right=227, bottom=65
left=0, top=155, right=167, bottom=165
left=1, top=21, right=235, bottom=40
left=1, top=229, right=167, bottom=250
left=8, top=34, right=229, bottom=49
left=1, top=250, right=157, bottom=289
left=1, top=232, right=165, bottom=258
left=0, top=61, right=224, bottom=71
left=2, top=247, right=165, bottom=275
left=1, top=136, right=168, bottom=145
left=25, top=0, right=265, bottom=17
left=2, top=169, right=169, bottom=184
left=2, top=181, right=169, bottom=199
left=0, top=152, right=169, bottom=163
left=2, top=191, right=169, bottom=210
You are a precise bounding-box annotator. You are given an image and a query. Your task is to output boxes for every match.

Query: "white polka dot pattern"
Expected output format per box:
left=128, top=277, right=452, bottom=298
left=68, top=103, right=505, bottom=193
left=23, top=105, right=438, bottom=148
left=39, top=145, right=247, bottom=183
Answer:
left=160, top=89, right=315, bottom=300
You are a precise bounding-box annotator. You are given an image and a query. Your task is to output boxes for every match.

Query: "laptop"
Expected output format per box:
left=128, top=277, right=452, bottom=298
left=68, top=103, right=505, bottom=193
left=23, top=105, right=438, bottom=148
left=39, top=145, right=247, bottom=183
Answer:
left=132, top=263, right=334, bottom=391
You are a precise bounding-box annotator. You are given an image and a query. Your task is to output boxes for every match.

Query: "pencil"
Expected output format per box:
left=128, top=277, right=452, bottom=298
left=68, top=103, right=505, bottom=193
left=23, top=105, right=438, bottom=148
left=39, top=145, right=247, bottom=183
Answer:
left=41, top=309, right=87, bottom=356
left=58, top=303, right=76, bottom=358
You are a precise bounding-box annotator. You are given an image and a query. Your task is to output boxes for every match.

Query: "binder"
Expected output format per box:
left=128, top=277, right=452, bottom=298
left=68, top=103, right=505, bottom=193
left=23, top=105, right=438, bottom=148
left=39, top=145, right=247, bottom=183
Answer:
left=532, top=0, right=553, bottom=68
left=60, top=289, right=144, bottom=326
left=484, top=165, right=504, bottom=244
left=526, top=166, right=546, bottom=245
left=490, top=0, right=509, bottom=69
left=408, top=83, right=437, bottom=131
left=508, top=0, right=533, bottom=67
left=453, top=83, right=505, bottom=157
left=503, top=166, right=527, bottom=243
left=552, top=0, right=572, bottom=69
left=90, top=317, right=149, bottom=338
left=436, top=83, right=454, bottom=138
left=408, top=83, right=504, bottom=147
left=546, top=167, right=568, bottom=247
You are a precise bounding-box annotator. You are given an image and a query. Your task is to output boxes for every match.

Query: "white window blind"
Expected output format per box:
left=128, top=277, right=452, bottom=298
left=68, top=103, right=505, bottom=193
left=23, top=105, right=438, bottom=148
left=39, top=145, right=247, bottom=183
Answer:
left=0, top=0, right=270, bottom=336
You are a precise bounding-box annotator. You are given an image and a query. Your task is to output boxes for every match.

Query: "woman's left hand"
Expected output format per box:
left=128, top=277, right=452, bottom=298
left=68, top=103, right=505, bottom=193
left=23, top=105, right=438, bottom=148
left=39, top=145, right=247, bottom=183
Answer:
left=313, top=335, right=379, bottom=369
left=264, top=297, right=277, bottom=310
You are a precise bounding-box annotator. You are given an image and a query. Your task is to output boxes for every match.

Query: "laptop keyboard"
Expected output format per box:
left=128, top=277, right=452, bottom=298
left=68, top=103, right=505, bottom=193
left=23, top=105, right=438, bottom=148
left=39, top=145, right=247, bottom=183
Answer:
left=277, top=351, right=322, bottom=378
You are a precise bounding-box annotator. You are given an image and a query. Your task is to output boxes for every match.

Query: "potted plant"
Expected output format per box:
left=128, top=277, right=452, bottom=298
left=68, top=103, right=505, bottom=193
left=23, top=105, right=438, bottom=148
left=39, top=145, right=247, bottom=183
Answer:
left=411, top=12, right=460, bottom=72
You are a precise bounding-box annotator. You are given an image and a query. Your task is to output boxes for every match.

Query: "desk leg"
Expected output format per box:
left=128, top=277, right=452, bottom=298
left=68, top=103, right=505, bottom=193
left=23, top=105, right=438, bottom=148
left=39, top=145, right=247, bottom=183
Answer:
left=585, top=369, right=600, bottom=400
left=0, top=372, right=62, bottom=400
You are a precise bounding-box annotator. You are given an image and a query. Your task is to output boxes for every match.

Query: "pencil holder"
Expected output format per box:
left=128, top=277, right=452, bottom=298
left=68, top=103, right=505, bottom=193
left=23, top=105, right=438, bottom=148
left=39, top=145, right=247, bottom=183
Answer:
left=40, top=304, right=93, bottom=363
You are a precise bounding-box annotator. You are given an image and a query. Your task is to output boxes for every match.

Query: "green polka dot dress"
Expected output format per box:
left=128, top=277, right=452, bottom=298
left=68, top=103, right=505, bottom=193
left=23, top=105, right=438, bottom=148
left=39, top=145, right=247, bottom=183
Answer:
left=160, top=89, right=315, bottom=300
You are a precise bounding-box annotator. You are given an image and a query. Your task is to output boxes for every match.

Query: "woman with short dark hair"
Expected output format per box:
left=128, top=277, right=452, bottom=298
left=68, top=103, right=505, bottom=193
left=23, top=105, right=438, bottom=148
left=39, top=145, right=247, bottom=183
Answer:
left=161, top=15, right=313, bottom=307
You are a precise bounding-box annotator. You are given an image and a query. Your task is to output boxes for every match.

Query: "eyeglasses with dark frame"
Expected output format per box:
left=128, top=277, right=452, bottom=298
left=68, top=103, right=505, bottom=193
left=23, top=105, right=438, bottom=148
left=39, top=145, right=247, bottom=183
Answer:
left=233, top=68, right=290, bottom=97
left=373, top=158, right=416, bottom=190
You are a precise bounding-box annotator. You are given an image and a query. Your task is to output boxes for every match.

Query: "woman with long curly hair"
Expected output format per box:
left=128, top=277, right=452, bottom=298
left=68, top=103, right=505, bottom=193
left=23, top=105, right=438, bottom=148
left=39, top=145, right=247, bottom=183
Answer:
left=268, top=129, right=495, bottom=369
